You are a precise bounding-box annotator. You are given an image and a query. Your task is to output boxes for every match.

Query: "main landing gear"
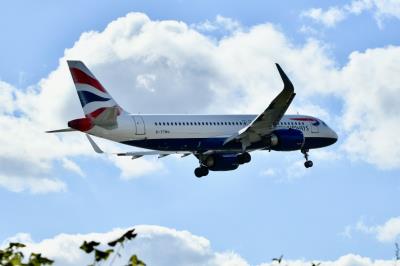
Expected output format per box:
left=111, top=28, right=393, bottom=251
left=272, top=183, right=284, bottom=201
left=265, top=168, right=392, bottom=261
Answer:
left=194, top=152, right=251, bottom=178
left=194, top=166, right=209, bottom=178
left=301, top=149, right=313, bottom=168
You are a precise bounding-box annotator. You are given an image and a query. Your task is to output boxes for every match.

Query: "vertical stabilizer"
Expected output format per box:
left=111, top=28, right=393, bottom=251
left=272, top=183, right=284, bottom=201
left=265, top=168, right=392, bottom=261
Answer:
left=67, top=60, right=126, bottom=131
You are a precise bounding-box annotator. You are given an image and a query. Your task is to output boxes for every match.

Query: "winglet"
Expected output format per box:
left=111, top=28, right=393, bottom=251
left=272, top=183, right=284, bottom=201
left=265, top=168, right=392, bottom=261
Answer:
left=86, top=134, right=104, bottom=154
left=275, top=63, right=294, bottom=92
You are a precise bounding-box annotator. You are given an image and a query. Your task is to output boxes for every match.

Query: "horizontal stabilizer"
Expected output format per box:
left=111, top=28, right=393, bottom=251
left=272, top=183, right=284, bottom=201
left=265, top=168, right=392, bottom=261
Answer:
left=85, top=134, right=193, bottom=159
left=46, top=128, right=76, bottom=133
left=86, top=134, right=104, bottom=154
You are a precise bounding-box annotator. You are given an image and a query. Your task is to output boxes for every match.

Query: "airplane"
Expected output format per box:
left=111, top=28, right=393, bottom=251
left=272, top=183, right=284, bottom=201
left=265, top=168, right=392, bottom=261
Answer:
left=47, top=60, right=338, bottom=177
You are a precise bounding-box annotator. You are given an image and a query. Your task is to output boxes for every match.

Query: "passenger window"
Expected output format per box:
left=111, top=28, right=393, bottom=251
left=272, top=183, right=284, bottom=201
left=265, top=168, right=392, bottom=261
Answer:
left=205, top=122, right=209, bottom=125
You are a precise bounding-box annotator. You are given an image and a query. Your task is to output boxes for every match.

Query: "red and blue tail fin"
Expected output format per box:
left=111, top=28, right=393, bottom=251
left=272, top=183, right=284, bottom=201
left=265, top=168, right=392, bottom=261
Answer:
left=67, top=60, right=126, bottom=131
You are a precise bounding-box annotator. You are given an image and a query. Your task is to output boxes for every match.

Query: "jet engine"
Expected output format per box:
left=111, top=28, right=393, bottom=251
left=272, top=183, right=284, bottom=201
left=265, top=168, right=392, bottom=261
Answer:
left=268, top=128, right=305, bottom=151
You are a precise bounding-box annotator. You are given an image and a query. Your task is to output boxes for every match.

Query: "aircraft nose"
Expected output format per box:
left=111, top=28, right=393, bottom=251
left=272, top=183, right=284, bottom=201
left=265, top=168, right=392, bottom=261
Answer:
left=330, top=129, right=338, bottom=144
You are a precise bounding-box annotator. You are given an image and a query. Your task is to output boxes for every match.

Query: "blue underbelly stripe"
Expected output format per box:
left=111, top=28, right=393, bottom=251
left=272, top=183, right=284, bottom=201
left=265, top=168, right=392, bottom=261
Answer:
left=121, top=137, right=336, bottom=151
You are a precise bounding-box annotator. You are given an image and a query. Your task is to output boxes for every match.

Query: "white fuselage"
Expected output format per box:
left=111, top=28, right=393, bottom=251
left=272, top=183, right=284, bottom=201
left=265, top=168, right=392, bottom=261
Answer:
left=88, top=113, right=337, bottom=152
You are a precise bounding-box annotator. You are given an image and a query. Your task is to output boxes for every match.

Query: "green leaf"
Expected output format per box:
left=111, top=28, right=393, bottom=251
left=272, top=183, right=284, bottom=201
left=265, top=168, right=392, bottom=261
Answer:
left=29, top=252, right=54, bottom=265
left=8, top=242, right=26, bottom=249
left=107, top=236, right=124, bottom=247
left=94, top=249, right=113, bottom=262
left=0, top=249, right=13, bottom=261
left=128, top=254, right=146, bottom=266
left=80, top=241, right=100, bottom=254
left=123, top=229, right=137, bottom=240
left=8, top=253, right=24, bottom=265
left=108, top=229, right=137, bottom=247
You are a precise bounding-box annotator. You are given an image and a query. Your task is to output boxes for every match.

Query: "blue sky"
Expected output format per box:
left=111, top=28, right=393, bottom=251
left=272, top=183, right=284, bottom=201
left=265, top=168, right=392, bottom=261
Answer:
left=1, top=1, right=400, bottom=265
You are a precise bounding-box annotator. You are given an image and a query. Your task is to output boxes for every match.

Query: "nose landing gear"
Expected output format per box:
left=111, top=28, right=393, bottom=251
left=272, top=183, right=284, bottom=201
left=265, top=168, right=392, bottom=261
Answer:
left=301, top=149, right=313, bottom=168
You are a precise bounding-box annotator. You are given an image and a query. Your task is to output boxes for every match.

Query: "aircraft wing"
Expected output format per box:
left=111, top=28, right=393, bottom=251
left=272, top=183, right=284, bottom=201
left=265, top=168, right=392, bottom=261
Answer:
left=224, top=64, right=296, bottom=149
left=86, top=134, right=191, bottom=159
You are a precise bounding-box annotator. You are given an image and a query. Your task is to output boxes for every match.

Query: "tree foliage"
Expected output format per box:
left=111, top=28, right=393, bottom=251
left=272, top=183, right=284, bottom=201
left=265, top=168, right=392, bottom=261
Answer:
left=0, top=229, right=145, bottom=266
left=0, top=242, right=53, bottom=266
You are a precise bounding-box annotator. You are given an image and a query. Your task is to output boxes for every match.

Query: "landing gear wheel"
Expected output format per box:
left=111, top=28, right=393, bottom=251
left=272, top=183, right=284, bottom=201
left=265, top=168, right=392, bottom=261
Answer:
left=301, top=149, right=313, bottom=168
left=304, top=160, right=313, bottom=168
left=242, top=152, right=251, bottom=163
left=194, top=166, right=209, bottom=178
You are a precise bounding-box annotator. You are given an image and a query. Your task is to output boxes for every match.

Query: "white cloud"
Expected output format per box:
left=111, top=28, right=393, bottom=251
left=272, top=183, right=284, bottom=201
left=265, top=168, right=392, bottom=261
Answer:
left=261, top=168, right=276, bottom=177
left=192, top=15, right=242, bottom=33
left=2, top=226, right=396, bottom=266
left=301, top=7, right=347, bottom=27
left=258, top=255, right=394, bottom=266
left=62, top=158, right=85, bottom=177
left=339, top=46, right=400, bottom=169
left=136, top=73, right=156, bottom=92
left=0, top=175, right=66, bottom=194
left=108, top=156, right=165, bottom=180
left=354, top=217, right=400, bottom=242
left=0, top=81, right=89, bottom=193
left=301, top=0, right=400, bottom=28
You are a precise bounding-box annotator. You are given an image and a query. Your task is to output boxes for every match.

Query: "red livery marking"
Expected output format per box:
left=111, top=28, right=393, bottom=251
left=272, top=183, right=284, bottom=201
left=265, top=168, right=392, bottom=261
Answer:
left=290, top=118, right=316, bottom=121
left=87, top=107, right=106, bottom=118
left=70, top=67, right=107, bottom=93
left=85, top=106, right=121, bottom=119
left=68, top=117, right=93, bottom=132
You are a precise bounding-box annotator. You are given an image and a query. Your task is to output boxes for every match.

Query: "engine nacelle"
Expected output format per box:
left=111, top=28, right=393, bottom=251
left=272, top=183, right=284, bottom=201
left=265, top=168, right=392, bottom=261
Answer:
left=203, top=154, right=239, bottom=171
left=270, top=128, right=305, bottom=151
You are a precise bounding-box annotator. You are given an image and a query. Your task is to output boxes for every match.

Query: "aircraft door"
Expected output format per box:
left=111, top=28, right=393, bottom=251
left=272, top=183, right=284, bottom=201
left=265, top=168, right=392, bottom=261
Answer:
left=133, top=116, right=146, bottom=135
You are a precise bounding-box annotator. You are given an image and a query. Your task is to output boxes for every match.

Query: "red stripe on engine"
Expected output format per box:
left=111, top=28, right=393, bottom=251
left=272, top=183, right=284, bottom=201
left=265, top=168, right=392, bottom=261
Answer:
left=70, top=67, right=107, bottom=93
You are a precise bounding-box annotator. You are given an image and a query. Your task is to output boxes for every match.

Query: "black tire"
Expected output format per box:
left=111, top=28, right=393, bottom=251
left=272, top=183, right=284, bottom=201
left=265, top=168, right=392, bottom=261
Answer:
left=237, top=154, right=244, bottom=164
left=200, top=167, right=209, bottom=176
left=194, top=167, right=203, bottom=178
left=242, top=152, right=251, bottom=163
left=304, top=160, right=313, bottom=168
